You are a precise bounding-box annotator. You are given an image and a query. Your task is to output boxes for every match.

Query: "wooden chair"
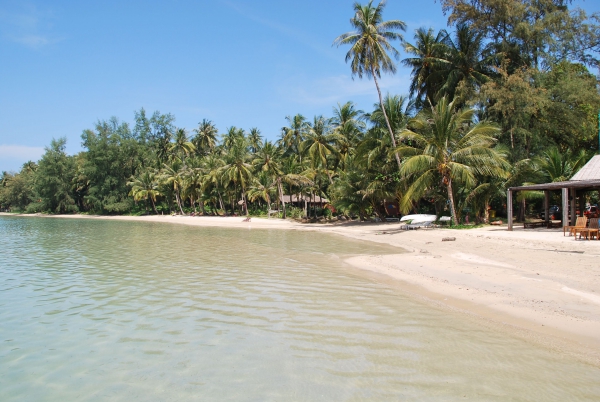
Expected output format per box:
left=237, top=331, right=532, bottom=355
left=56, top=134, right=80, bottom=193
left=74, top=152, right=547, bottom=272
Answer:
left=563, top=216, right=587, bottom=236
left=578, top=218, right=599, bottom=240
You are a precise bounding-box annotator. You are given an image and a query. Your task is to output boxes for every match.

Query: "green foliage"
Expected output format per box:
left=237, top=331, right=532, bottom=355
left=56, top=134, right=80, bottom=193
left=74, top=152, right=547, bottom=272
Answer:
left=33, top=138, right=78, bottom=214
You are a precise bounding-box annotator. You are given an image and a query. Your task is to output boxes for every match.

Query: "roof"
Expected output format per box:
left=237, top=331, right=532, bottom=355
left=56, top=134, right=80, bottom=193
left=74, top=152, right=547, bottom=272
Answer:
left=570, top=155, right=600, bottom=181
left=509, top=179, right=600, bottom=191
left=509, top=154, right=600, bottom=192
left=280, top=194, right=329, bottom=203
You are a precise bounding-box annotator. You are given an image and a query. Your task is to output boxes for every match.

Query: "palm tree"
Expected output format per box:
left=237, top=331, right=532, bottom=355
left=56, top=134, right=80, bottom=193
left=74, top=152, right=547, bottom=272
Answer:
left=439, top=24, right=492, bottom=101
left=402, top=27, right=450, bottom=107
left=301, top=116, right=343, bottom=183
left=280, top=114, right=308, bottom=162
left=193, top=119, right=218, bottom=156
left=222, top=137, right=253, bottom=216
left=333, top=0, right=406, bottom=169
left=252, top=140, right=311, bottom=218
left=331, top=102, right=365, bottom=171
left=201, top=154, right=226, bottom=213
left=128, top=170, right=160, bottom=214
left=248, top=128, right=263, bottom=154
left=222, top=127, right=245, bottom=151
left=397, top=97, right=508, bottom=225
left=534, top=147, right=588, bottom=183
left=170, top=128, right=196, bottom=163
left=161, top=160, right=187, bottom=214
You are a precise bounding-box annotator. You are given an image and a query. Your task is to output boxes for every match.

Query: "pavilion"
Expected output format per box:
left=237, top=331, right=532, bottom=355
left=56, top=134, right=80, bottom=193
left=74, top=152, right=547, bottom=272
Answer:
left=506, top=155, right=600, bottom=230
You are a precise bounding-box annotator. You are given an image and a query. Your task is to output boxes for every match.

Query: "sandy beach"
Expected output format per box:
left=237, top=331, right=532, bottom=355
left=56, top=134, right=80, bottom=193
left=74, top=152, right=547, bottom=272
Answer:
left=3, top=212, right=600, bottom=364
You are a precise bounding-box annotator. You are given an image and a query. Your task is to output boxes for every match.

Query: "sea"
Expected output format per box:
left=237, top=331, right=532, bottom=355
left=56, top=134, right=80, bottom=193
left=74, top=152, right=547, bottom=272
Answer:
left=1, top=216, right=598, bottom=401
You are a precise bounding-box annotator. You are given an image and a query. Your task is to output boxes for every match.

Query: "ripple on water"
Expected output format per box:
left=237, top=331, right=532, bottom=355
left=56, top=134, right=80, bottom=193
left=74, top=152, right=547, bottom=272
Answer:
left=0, top=216, right=599, bottom=401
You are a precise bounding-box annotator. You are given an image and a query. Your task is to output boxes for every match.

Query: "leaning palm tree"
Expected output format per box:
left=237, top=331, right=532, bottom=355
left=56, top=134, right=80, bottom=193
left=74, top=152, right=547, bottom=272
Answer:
left=397, top=97, right=508, bottom=225
left=128, top=170, right=160, bottom=214
left=333, top=0, right=406, bottom=169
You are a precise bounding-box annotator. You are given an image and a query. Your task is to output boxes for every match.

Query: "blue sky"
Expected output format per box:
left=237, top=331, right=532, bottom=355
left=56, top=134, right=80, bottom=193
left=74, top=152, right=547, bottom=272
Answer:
left=0, top=0, right=597, bottom=172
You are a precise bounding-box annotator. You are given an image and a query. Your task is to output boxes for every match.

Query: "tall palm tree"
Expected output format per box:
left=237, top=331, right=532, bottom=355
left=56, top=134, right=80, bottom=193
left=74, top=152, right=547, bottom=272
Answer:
left=248, top=128, right=263, bottom=154
left=193, top=119, right=218, bottom=156
left=222, top=137, right=253, bottom=216
left=397, top=97, right=508, bottom=225
left=402, top=27, right=450, bottom=107
left=128, top=170, right=160, bottom=214
left=440, top=24, right=492, bottom=101
left=253, top=141, right=311, bottom=218
left=331, top=102, right=365, bottom=170
left=170, top=128, right=196, bottom=163
left=222, top=127, right=245, bottom=151
left=301, top=116, right=343, bottom=184
left=161, top=160, right=187, bottom=214
left=280, top=114, right=308, bottom=162
left=333, top=0, right=406, bottom=169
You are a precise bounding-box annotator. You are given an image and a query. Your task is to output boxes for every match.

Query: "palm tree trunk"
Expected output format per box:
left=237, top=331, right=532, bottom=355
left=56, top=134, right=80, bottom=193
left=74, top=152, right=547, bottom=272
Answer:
left=372, top=67, right=402, bottom=170
left=447, top=178, right=458, bottom=226
left=278, top=179, right=286, bottom=219
left=175, top=191, right=185, bottom=215
left=150, top=197, right=158, bottom=215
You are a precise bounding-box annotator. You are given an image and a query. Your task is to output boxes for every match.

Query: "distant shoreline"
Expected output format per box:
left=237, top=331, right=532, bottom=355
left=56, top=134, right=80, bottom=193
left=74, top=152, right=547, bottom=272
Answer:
left=3, top=212, right=600, bottom=365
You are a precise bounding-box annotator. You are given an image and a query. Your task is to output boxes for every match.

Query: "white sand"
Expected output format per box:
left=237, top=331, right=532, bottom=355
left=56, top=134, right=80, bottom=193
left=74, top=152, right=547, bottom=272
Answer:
left=4, top=213, right=600, bottom=362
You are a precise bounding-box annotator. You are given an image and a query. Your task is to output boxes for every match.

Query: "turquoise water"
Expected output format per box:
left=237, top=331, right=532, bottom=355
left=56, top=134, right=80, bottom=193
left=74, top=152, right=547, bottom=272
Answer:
left=1, top=216, right=599, bottom=401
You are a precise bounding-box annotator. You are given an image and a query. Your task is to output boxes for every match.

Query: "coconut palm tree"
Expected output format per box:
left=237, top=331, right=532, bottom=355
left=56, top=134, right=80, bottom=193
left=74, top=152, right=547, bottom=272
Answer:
left=254, top=141, right=313, bottom=218
left=301, top=116, right=343, bottom=183
left=169, top=128, right=196, bottom=163
left=331, top=102, right=365, bottom=171
left=222, top=137, right=253, bottom=216
left=161, top=160, right=187, bottom=214
left=333, top=0, right=406, bottom=169
left=439, top=24, right=493, bottom=101
left=534, top=146, right=588, bottom=183
left=402, top=27, right=450, bottom=107
left=128, top=170, right=160, bottom=214
left=248, top=128, right=263, bottom=154
left=280, top=114, right=308, bottom=162
left=193, top=119, right=218, bottom=156
left=397, top=97, right=508, bottom=225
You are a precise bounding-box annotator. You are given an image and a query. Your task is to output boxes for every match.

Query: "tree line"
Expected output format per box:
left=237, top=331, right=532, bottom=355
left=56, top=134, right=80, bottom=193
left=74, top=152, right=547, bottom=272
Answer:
left=2, top=0, right=599, bottom=225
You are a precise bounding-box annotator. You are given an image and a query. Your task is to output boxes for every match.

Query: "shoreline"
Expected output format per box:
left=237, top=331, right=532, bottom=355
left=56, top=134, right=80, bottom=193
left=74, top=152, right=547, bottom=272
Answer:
left=3, top=212, right=600, bottom=364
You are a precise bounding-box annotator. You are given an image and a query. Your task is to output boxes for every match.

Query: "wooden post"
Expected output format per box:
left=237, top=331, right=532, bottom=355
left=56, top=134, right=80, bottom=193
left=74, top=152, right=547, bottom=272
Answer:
left=544, top=190, right=549, bottom=225
left=570, top=188, right=576, bottom=224
left=507, top=189, right=513, bottom=231
left=562, top=188, right=569, bottom=228
left=578, top=192, right=585, bottom=217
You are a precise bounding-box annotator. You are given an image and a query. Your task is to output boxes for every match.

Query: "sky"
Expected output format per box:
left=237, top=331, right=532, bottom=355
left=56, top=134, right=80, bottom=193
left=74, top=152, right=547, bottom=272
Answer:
left=0, top=0, right=597, bottom=172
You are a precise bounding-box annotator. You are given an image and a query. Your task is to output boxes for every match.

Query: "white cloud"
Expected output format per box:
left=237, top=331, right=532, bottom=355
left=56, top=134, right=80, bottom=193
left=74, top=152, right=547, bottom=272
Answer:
left=279, top=73, right=412, bottom=107
left=0, top=4, right=60, bottom=49
left=0, top=144, right=44, bottom=161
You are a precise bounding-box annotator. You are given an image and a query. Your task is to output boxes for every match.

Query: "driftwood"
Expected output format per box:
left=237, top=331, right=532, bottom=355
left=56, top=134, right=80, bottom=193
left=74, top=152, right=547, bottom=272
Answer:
left=442, top=237, right=456, bottom=242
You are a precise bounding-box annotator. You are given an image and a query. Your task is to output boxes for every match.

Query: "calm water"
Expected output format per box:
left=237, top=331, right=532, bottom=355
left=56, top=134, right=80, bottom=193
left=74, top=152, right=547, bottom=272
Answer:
left=1, top=216, right=599, bottom=401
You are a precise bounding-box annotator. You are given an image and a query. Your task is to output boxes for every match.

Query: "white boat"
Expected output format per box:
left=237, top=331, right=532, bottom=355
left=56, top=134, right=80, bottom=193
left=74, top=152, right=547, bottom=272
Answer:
left=399, top=214, right=437, bottom=224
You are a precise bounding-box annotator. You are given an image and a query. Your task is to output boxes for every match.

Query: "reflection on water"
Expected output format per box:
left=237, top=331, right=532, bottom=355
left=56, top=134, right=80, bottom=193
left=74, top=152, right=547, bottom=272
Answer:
left=0, top=216, right=599, bottom=401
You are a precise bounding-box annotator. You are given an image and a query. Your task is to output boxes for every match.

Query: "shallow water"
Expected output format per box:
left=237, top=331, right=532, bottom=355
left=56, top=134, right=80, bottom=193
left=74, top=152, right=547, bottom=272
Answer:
left=1, top=216, right=599, bottom=401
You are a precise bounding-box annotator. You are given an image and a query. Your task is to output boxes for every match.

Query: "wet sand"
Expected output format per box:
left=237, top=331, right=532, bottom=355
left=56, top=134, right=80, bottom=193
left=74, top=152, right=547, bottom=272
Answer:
left=4, top=213, right=600, bottom=363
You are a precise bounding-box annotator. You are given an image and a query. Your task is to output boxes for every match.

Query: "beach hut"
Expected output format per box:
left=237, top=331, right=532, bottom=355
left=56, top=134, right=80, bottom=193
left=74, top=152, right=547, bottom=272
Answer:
left=506, top=155, right=600, bottom=231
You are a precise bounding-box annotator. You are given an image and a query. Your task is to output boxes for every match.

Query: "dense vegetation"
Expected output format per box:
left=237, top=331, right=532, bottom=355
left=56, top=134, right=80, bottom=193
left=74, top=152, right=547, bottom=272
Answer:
left=2, top=0, right=599, bottom=223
